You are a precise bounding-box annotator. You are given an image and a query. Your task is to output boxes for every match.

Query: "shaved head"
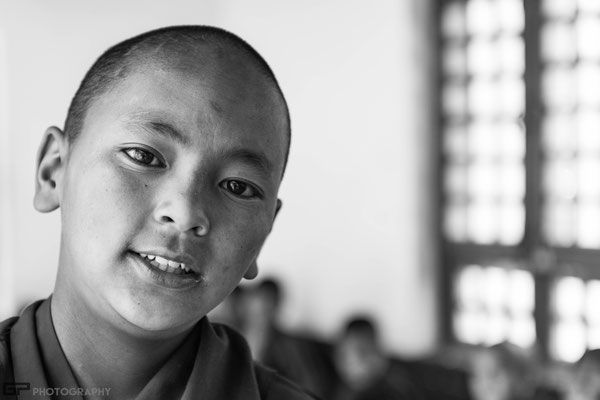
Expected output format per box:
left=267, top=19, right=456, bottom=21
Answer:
left=64, top=25, right=291, bottom=172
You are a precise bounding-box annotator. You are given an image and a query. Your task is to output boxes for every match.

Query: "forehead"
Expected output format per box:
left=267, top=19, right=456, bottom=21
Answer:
left=81, top=55, right=288, bottom=174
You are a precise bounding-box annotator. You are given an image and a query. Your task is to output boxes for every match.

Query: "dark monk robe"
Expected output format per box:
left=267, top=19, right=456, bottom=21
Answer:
left=0, top=299, right=317, bottom=400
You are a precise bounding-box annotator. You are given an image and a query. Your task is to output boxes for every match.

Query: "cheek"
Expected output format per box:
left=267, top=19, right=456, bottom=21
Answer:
left=61, top=159, right=148, bottom=253
left=205, top=211, right=272, bottom=278
left=220, top=212, right=271, bottom=255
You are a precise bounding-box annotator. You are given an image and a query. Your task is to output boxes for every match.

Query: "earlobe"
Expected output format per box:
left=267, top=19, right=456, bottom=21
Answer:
left=244, top=259, right=258, bottom=280
left=34, top=126, right=68, bottom=213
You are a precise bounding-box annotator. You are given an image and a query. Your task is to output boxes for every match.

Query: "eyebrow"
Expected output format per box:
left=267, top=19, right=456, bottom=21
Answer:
left=220, top=148, right=275, bottom=177
left=123, top=115, right=190, bottom=146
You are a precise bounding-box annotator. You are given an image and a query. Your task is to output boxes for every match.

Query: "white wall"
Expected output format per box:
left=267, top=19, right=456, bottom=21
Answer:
left=0, top=28, right=15, bottom=319
left=0, top=0, right=438, bottom=356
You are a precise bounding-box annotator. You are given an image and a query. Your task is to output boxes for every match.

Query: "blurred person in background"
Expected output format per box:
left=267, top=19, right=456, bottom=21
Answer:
left=207, top=285, right=246, bottom=331
left=563, top=349, right=600, bottom=400
left=332, top=315, right=423, bottom=400
left=240, top=277, right=337, bottom=398
left=468, top=343, right=536, bottom=400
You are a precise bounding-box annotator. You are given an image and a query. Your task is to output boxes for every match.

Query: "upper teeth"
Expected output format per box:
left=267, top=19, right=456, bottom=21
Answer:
left=139, top=253, right=191, bottom=273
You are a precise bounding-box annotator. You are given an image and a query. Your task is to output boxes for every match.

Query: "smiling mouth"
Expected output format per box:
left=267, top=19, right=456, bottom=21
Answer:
left=136, top=252, right=193, bottom=275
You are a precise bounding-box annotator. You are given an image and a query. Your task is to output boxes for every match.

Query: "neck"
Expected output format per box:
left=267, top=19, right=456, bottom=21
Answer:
left=50, top=290, right=194, bottom=400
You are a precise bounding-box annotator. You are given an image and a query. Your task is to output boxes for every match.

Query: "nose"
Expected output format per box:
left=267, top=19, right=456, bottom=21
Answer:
left=152, top=183, right=211, bottom=237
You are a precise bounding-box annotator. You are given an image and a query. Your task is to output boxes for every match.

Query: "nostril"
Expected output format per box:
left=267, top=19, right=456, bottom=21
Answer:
left=154, top=203, right=209, bottom=235
left=194, top=224, right=210, bottom=237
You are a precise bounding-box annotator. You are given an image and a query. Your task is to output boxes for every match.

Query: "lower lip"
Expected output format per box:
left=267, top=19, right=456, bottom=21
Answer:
left=128, top=251, right=202, bottom=290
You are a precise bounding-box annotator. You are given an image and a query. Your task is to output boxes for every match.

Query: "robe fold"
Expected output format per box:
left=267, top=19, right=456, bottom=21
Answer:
left=0, top=299, right=316, bottom=400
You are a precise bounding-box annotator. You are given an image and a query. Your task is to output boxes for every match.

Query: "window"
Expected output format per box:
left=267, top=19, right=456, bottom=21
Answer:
left=441, top=0, right=526, bottom=246
left=453, top=264, right=535, bottom=348
left=439, top=0, right=600, bottom=362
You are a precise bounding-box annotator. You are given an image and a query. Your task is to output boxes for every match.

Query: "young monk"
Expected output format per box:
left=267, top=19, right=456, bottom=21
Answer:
left=0, top=25, right=316, bottom=400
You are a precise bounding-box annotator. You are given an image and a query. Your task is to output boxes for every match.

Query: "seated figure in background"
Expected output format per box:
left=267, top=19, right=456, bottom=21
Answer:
left=468, top=342, right=536, bottom=400
left=332, top=315, right=423, bottom=400
left=563, top=349, right=600, bottom=400
left=240, top=278, right=337, bottom=399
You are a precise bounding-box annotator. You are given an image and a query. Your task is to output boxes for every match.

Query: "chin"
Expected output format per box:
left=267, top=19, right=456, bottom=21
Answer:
left=109, top=292, right=203, bottom=336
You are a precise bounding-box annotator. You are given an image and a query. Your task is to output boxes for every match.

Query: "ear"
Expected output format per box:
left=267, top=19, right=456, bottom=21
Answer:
left=268, top=198, right=283, bottom=234
left=244, top=259, right=258, bottom=280
left=34, top=126, right=69, bottom=213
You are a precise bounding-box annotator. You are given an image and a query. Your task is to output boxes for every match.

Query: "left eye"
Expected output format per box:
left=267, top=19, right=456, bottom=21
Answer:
left=123, top=148, right=163, bottom=167
left=220, top=179, right=260, bottom=199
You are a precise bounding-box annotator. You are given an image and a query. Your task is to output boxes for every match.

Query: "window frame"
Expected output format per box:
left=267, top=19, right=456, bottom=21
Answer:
left=437, top=0, right=600, bottom=362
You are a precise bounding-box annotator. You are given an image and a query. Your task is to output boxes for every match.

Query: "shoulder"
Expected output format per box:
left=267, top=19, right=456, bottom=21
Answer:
left=254, top=363, right=321, bottom=400
left=0, top=300, right=46, bottom=379
left=0, top=316, right=17, bottom=362
left=0, top=316, right=17, bottom=340
left=0, top=316, right=18, bottom=381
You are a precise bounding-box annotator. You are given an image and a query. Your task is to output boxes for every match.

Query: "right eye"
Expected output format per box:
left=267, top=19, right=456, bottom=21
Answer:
left=123, top=148, right=163, bottom=167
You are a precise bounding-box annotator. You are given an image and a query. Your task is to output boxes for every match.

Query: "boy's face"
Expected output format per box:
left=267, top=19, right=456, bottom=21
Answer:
left=42, top=54, right=287, bottom=334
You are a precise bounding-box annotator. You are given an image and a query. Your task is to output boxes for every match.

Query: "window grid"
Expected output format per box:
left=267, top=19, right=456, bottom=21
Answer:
left=453, top=264, right=536, bottom=348
left=441, top=0, right=526, bottom=246
left=550, top=276, right=600, bottom=362
left=540, top=0, right=600, bottom=249
left=439, top=0, right=600, bottom=362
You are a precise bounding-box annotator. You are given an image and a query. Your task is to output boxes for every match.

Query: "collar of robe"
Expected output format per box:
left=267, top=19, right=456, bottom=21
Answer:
left=10, top=298, right=263, bottom=400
